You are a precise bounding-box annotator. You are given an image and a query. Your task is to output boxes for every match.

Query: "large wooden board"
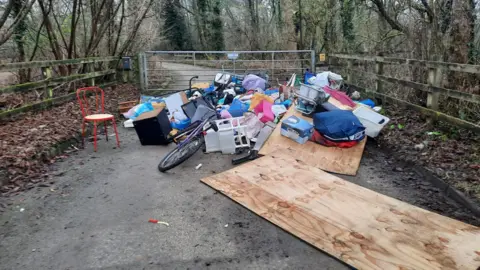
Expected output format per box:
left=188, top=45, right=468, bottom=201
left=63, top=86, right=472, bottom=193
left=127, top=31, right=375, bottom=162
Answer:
left=259, top=105, right=366, bottom=175
left=201, top=152, right=480, bottom=270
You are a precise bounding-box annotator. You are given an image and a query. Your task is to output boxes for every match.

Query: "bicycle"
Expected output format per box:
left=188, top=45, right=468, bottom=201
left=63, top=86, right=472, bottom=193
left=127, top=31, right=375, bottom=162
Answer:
left=158, top=83, right=219, bottom=172
left=157, top=114, right=218, bottom=172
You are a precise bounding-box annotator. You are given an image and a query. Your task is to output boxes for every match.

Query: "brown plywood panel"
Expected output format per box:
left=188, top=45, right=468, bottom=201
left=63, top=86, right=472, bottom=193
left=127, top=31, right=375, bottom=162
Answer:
left=201, top=153, right=480, bottom=270
left=259, top=105, right=365, bottom=175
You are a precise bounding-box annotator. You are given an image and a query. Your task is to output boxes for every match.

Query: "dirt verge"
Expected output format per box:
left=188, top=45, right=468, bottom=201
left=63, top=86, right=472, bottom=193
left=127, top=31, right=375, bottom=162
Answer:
left=377, top=103, right=480, bottom=205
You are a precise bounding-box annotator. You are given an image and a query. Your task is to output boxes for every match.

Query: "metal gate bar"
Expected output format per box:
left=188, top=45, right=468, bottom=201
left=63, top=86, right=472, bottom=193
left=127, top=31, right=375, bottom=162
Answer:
left=140, top=50, right=316, bottom=92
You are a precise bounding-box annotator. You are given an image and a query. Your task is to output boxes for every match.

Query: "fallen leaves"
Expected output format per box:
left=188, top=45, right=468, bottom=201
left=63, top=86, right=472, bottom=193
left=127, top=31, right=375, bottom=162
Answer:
left=378, top=104, right=480, bottom=200
left=0, top=84, right=139, bottom=195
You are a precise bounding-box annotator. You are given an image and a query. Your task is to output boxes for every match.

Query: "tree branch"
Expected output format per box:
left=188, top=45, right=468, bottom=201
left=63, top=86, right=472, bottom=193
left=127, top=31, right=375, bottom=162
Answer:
left=0, top=0, right=14, bottom=29
left=112, top=0, right=125, bottom=55
left=419, top=0, right=434, bottom=22
left=29, top=19, right=45, bottom=61
left=369, top=0, right=406, bottom=34
left=118, top=0, right=154, bottom=55
left=52, top=9, right=69, bottom=51
left=0, top=0, right=36, bottom=46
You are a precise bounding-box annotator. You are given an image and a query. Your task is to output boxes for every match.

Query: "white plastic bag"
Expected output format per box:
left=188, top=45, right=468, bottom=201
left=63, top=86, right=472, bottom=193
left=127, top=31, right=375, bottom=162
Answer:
left=241, top=113, right=264, bottom=139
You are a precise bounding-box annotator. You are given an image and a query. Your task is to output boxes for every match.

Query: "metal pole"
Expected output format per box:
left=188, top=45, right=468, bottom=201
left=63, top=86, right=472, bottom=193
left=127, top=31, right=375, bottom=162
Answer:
left=143, top=53, right=148, bottom=91
left=193, top=52, right=196, bottom=66
left=271, top=52, right=275, bottom=84
left=310, top=50, right=316, bottom=73
left=138, top=53, right=145, bottom=91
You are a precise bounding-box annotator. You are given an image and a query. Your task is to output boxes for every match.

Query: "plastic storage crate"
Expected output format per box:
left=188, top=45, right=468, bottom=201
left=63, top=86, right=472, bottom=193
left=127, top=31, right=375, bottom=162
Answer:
left=204, top=117, right=250, bottom=154
left=353, top=105, right=390, bottom=138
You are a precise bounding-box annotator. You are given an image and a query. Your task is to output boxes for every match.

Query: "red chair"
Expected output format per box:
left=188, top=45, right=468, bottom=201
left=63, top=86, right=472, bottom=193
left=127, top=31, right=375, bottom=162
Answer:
left=77, top=86, right=120, bottom=151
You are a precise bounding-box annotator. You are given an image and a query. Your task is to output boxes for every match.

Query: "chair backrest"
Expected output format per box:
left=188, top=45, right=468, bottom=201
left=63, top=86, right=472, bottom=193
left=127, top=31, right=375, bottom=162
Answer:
left=76, top=87, right=105, bottom=118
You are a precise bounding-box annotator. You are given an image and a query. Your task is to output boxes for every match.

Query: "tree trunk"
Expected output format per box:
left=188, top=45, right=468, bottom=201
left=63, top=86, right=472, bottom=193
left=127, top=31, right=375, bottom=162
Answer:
left=297, top=0, right=303, bottom=50
left=12, top=0, right=28, bottom=82
left=38, top=0, right=68, bottom=75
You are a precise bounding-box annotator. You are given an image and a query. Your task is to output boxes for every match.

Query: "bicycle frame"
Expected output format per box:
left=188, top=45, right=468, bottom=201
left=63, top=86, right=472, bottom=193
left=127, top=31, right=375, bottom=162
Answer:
left=175, top=117, right=212, bottom=149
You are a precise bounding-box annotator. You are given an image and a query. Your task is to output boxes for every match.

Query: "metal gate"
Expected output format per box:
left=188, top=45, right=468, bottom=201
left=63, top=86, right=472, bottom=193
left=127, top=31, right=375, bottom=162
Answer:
left=138, top=50, right=316, bottom=92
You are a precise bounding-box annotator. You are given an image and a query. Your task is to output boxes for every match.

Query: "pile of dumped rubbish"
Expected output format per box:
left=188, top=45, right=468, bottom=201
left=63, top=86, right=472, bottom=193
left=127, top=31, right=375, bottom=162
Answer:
left=121, top=70, right=391, bottom=170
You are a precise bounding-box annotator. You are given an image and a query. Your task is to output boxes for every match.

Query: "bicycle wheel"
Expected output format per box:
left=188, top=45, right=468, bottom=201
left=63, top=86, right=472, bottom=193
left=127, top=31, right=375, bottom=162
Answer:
left=158, top=136, right=205, bottom=172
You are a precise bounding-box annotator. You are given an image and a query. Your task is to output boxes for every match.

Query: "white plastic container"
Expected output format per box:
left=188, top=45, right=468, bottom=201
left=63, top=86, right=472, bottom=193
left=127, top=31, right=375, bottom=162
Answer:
left=353, top=105, right=390, bottom=138
left=204, top=129, right=221, bottom=153
left=204, top=117, right=250, bottom=154
left=218, top=129, right=236, bottom=154
left=298, top=83, right=323, bottom=101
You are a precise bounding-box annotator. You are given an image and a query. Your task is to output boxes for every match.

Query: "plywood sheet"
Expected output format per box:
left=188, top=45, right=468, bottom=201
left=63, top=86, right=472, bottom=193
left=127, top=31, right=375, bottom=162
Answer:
left=259, top=105, right=366, bottom=175
left=201, top=152, right=480, bottom=270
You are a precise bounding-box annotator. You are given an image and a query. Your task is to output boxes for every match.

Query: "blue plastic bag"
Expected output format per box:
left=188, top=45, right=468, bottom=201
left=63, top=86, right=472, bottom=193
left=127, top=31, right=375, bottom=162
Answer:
left=304, top=72, right=315, bottom=84
left=228, top=99, right=249, bottom=117
left=140, top=95, right=163, bottom=104
left=171, top=119, right=191, bottom=130
left=359, top=99, right=375, bottom=108
left=124, top=102, right=154, bottom=120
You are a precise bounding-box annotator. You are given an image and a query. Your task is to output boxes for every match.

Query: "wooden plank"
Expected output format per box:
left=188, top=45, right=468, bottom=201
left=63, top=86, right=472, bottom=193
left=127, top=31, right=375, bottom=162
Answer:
left=369, top=90, right=480, bottom=134
left=0, top=56, right=119, bottom=72
left=258, top=105, right=365, bottom=176
left=201, top=153, right=480, bottom=270
left=344, top=68, right=480, bottom=105
left=346, top=83, right=480, bottom=134
left=0, top=81, right=116, bottom=120
left=0, top=69, right=116, bottom=94
left=331, top=54, right=480, bottom=74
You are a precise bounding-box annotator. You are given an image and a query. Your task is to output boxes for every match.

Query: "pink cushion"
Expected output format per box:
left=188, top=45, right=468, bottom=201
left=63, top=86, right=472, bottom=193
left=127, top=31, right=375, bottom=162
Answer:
left=254, top=100, right=274, bottom=123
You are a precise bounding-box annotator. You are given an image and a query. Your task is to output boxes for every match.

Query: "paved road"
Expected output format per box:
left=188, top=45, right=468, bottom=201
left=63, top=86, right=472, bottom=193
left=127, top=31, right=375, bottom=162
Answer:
left=1, top=64, right=478, bottom=269
left=150, top=62, right=222, bottom=91
left=1, top=127, right=477, bottom=269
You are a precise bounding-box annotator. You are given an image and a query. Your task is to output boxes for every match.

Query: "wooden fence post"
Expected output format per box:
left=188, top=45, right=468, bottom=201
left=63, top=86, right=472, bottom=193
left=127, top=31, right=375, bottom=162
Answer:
left=346, top=59, right=353, bottom=83
left=427, top=65, right=441, bottom=111
left=88, top=61, right=95, bottom=86
left=375, top=53, right=384, bottom=93
left=41, top=66, right=53, bottom=98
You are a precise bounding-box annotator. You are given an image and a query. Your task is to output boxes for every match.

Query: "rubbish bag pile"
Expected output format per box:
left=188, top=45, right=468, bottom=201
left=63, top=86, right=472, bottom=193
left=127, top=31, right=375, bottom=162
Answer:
left=121, top=70, right=390, bottom=157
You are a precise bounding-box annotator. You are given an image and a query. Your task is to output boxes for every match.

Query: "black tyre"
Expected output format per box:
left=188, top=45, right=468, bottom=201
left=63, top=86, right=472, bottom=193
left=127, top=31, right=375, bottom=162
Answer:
left=158, top=136, right=204, bottom=172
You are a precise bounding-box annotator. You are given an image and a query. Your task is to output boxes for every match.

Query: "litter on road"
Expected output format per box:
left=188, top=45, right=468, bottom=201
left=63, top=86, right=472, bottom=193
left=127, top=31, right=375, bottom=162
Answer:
left=148, top=219, right=170, bottom=226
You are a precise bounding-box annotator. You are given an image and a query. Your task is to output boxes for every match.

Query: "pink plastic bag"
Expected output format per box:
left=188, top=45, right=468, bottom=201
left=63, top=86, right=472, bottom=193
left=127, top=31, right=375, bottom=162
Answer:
left=220, top=110, right=232, bottom=119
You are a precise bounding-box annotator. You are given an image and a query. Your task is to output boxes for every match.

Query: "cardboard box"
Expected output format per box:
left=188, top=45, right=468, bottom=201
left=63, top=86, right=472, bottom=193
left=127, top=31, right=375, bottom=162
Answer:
left=280, top=116, right=314, bottom=144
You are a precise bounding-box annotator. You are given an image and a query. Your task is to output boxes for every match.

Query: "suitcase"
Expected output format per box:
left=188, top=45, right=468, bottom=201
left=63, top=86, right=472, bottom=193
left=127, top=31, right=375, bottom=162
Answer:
left=133, top=108, right=172, bottom=145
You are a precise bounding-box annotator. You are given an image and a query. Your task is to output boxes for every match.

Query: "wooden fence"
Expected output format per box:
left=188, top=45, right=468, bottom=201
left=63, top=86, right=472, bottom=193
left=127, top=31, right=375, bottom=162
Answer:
left=330, top=54, right=480, bottom=133
left=0, top=56, right=138, bottom=120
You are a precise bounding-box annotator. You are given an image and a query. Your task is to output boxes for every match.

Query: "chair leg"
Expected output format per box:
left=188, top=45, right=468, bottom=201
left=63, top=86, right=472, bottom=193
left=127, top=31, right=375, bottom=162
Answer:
left=112, top=118, right=120, bottom=148
left=93, top=121, right=98, bottom=152
left=81, top=120, right=86, bottom=148
left=104, top=120, right=109, bottom=141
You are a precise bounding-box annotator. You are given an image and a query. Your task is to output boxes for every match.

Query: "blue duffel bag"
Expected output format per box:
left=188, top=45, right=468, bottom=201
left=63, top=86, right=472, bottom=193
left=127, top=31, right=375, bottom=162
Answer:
left=313, top=110, right=365, bottom=142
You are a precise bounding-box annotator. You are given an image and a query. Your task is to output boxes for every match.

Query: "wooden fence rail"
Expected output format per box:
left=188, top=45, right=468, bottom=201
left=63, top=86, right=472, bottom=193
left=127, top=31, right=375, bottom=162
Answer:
left=330, top=54, right=480, bottom=133
left=0, top=56, right=137, bottom=121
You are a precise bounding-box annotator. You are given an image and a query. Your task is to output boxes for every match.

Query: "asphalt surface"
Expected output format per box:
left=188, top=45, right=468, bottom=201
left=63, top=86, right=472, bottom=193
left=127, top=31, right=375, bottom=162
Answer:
left=1, top=63, right=479, bottom=269
left=1, top=126, right=478, bottom=270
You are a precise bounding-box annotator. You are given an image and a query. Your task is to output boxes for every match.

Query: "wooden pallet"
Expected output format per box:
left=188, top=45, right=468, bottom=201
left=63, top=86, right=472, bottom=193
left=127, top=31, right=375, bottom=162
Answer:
left=259, top=105, right=365, bottom=176
left=201, top=152, right=480, bottom=270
